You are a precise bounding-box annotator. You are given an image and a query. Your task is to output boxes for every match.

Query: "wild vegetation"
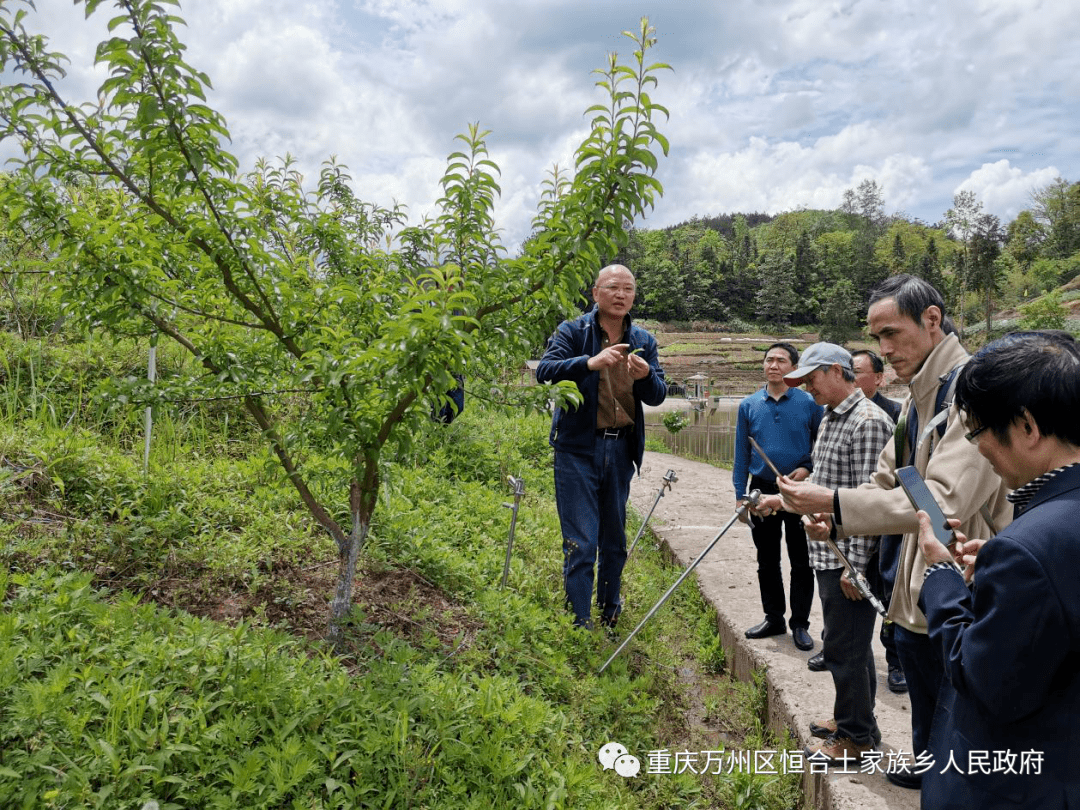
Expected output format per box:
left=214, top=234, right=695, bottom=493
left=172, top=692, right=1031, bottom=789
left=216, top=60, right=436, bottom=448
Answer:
left=0, top=332, right=802, bottom=809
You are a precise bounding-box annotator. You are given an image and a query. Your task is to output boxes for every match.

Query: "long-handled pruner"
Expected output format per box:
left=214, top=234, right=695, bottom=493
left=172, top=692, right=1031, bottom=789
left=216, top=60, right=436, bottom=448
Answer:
left=799, top=515, right=888, bottom=617
left=599, top=490, right=761, bottom=674
left=749, top=436, right=887, bottom=618
left=499, top=476, right=526, bottom=589
left=626, top=469, right=678, bottom=558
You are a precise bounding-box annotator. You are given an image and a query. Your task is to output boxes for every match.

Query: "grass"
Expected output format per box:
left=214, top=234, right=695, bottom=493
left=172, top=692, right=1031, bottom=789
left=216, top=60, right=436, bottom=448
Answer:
left=0, top=329, right=801, bottom=809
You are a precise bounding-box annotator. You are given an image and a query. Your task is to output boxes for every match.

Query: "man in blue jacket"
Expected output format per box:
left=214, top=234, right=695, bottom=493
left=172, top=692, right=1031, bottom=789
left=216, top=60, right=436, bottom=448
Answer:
left=536, top=264, right=667, bottom=630
left=916, top=330, right=1080, bottom=808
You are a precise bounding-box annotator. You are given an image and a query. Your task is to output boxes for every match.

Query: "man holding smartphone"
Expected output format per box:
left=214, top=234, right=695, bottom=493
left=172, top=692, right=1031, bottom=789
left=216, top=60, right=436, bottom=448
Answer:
left=915, top=331, right=1080, bottom=808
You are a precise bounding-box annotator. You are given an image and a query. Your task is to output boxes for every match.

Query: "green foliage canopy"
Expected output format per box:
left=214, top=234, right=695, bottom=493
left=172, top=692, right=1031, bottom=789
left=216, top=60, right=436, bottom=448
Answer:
left=0, top=0, right=671, bottom=639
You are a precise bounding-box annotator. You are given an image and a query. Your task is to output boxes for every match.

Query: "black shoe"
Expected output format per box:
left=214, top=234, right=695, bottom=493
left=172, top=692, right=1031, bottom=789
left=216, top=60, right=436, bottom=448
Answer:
left=745, top=619, right=786, bottom=639
left=886, top=763, right=923, bottom=789
left=807, top=651, right=826, bottom=672
left=792, top=627, right=814, bottom=651
left=810, top=719, right=881, bottom=748
left=887, top=665, right=908, bottom=694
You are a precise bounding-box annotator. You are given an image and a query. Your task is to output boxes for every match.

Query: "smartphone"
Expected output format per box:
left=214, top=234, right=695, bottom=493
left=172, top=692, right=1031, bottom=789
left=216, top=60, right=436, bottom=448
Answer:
left=895, top=466, right=958, bottom=551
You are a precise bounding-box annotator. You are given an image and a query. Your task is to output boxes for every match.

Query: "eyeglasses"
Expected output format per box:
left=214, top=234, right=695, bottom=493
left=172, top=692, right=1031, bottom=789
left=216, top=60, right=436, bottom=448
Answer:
left=964, top=425, right=989, bottom=444
left=598, top=284, right=636, bottom=294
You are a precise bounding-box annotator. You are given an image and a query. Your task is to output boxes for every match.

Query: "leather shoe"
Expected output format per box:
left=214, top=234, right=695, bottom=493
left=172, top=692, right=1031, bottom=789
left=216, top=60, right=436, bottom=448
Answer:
left=886, top=763, right=923, bottom=789
left=810, top=719, right=881, bottom=748
left=887, top=665, right=908, bottom=694
left=807, top=651, right=826, bottom=672
left=792, top=627, right=814, bottom=651
left=745, top=619, right=786, bottom=639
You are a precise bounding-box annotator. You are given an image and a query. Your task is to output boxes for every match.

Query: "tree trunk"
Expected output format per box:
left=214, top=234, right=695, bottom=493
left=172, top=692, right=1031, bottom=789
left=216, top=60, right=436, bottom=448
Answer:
left=326, top=462, right=381, bottom=649
left=326, top=505, right=369, bottom=652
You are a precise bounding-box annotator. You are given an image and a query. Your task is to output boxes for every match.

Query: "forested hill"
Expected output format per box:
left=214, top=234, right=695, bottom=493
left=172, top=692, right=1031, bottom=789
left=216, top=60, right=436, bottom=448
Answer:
left=615, top=178, right=1080, bottom=343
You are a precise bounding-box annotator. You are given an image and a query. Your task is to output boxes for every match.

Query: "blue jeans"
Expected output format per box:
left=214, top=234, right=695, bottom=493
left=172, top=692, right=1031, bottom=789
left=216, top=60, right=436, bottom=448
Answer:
left=893, top=624, right=943, bottom=757
left=554, top=437, right=635, bottom=627
left=817, top=567, right=879, bottom=745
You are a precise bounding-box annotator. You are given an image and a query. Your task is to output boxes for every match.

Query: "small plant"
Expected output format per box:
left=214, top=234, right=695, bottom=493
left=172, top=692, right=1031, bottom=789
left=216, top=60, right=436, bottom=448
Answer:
left=1019, top=291, right=1069, bottom=331
left=662, top=410, right=689, bottom=435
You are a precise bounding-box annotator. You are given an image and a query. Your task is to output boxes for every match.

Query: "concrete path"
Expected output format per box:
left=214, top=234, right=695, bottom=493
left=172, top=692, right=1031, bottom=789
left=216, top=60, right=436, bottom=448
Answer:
left=628, top=451, right=920, bottom=810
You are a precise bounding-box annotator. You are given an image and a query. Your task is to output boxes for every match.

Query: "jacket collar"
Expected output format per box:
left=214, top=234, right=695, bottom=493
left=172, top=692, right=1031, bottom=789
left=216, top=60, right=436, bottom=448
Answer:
left=908, top=333, right=969, bottom=403
left=1014, top=462, right=1080, bottom=517
left=587, top=305, right=631, bottom=341
left=828, top=387, right=865, bottom=417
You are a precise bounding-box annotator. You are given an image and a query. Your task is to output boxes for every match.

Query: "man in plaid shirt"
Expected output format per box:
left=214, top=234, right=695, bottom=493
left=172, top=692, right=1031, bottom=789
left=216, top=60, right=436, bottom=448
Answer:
left=757, top=342, right=894, bottom=762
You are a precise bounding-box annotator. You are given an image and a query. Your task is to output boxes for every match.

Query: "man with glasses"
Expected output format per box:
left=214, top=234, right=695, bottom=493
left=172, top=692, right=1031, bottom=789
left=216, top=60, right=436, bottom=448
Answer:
left=537, top=264, right=667, bottom=630
left=916, top=331, right=1080, bottom=807
left=779, top=275, right=1011, bottom=790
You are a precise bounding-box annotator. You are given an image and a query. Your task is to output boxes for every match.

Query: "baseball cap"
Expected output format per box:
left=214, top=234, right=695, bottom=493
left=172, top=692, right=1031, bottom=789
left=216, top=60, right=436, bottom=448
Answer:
left=784, top=342, right=853, bottom=384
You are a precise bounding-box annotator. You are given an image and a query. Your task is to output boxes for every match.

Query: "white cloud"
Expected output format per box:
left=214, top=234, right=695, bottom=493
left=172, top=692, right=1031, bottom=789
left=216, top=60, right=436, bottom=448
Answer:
left=2, top=0, right=1078, bottom=246
left=956, top=160, right=1063, bottom=222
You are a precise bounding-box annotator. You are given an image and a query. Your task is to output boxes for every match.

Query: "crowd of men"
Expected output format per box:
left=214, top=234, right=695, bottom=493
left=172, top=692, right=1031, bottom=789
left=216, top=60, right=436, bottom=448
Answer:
left=539, top=266, right=1078, bottom=808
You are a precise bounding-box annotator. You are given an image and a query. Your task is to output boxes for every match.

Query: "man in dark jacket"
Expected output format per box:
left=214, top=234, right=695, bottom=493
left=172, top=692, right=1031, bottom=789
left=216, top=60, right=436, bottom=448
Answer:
left=916, top=330, right=1080, bottom=808
left=536, top=264, right=666, bottom=629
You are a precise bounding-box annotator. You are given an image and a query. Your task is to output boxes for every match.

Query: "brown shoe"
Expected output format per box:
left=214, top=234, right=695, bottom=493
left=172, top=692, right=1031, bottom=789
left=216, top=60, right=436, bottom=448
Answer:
left=809, top=718, right=837, bottom=738
left=804, top=735, right=875, bottom=764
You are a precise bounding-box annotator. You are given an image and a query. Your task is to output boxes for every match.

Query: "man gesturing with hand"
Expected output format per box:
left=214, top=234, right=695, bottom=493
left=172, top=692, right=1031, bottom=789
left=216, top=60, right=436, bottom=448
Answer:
left=537, top=264, right=666, bottom=631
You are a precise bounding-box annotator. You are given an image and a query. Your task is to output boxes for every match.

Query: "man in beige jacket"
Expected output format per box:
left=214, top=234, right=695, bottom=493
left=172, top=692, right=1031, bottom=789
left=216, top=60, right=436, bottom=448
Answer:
left=779, top=274, right=1012, bottom=790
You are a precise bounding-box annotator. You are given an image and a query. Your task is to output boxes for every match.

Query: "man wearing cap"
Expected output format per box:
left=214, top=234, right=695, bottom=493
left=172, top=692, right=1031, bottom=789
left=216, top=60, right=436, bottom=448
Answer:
left=733, top=342, right=823, bottom=652
left=758, top=342, right=894, bottom=762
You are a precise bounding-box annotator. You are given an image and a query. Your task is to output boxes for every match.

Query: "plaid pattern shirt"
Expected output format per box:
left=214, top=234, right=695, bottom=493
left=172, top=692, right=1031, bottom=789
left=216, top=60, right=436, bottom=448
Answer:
left=807, top=389, right=894, bottom=573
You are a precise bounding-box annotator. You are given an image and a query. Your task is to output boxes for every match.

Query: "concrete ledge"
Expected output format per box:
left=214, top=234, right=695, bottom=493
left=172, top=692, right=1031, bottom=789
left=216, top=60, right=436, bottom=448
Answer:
left=629, top=451, right=919, bottom=810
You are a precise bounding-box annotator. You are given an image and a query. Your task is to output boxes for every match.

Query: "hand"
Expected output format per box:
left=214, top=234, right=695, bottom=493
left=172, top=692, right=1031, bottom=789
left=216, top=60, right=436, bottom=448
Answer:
left=752, top=494, right=783, bottom=517
left=801, top=513, right=832, bottom=542
left=787, top=466, right=811, bottom=482
left=587, top=343, right=631, bottom=372
left=778, top=475, right=834, bottom=515
left=956, top=536, right=984, bottom=583
left=917, top=511, right=962, bottom=568
left=626, top=350, right=651, bottom=380
left=736, top=499, right=753, bottom=525
left=840, top=572, right=864, bottom=601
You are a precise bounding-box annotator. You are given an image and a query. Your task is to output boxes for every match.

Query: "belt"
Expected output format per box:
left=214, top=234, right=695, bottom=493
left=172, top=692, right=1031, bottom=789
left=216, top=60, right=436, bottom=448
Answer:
left=596, top=426, right=633, bottom=439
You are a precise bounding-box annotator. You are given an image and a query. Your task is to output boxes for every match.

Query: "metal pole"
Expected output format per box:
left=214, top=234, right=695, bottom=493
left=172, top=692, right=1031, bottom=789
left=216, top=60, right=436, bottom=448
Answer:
left=599, top=490, right=760, bottom=674
left=627, top=469, right=678, bottom=558
left=143, top=333, right=157, bottom=472
left=499, top=476, right=525, bottom=589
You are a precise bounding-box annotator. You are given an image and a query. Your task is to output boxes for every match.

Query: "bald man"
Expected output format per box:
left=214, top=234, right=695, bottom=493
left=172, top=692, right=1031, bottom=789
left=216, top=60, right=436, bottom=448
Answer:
left=536, top=265, right=667, bottom=630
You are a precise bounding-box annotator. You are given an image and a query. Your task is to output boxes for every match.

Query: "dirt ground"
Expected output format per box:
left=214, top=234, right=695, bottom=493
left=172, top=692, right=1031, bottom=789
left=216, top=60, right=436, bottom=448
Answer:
left=628, top=448, right=921, bottom=810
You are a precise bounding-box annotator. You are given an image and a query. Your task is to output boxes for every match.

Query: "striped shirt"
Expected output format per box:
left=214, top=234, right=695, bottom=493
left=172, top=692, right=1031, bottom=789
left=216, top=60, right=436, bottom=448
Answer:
left=807, top=389, right=895, bottom=573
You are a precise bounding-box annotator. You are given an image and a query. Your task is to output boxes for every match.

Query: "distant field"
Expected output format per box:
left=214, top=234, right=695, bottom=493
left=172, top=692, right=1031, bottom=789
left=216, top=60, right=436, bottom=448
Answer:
left=646, top=327, right=901, bottom=398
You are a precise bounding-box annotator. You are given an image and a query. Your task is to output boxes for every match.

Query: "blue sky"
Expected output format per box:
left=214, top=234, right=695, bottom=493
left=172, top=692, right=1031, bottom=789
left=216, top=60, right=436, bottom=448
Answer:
left=9, top=0, right=1079, bottom=248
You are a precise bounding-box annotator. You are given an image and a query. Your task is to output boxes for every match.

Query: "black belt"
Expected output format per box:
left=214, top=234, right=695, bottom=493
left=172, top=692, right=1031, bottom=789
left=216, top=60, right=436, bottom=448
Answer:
left=597, top=426, right=633, bottom=439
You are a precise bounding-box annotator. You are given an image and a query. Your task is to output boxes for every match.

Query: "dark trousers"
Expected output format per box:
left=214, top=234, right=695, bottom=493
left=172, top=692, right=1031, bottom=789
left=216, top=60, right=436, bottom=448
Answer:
left=893, top=624, right=943, bottom=757
left=817, top=567, right=879, bottom=745
left=749, top=475, right=814, bottom=630
left=554, top=438, right=635, bottom=628
left=866, top=541, right=903, bottom=673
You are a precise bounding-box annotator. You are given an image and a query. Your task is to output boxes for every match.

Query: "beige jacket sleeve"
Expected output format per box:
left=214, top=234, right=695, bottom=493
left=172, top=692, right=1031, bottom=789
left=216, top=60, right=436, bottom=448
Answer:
left=835, top=402, right=1013, bottom=632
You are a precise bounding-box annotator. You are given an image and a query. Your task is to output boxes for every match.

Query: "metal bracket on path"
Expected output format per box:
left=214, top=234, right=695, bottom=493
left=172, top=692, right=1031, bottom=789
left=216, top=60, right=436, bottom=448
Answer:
left=499, top=476, right=525, bottom=589
left=626, top=468, right=678, bottom=559
left=599, top=490, right=761, bottom=674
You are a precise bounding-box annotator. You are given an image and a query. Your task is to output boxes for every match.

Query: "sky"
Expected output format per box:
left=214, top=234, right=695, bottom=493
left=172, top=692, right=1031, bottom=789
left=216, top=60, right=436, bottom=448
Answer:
left=7, top=0, right=1079, bottom=250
